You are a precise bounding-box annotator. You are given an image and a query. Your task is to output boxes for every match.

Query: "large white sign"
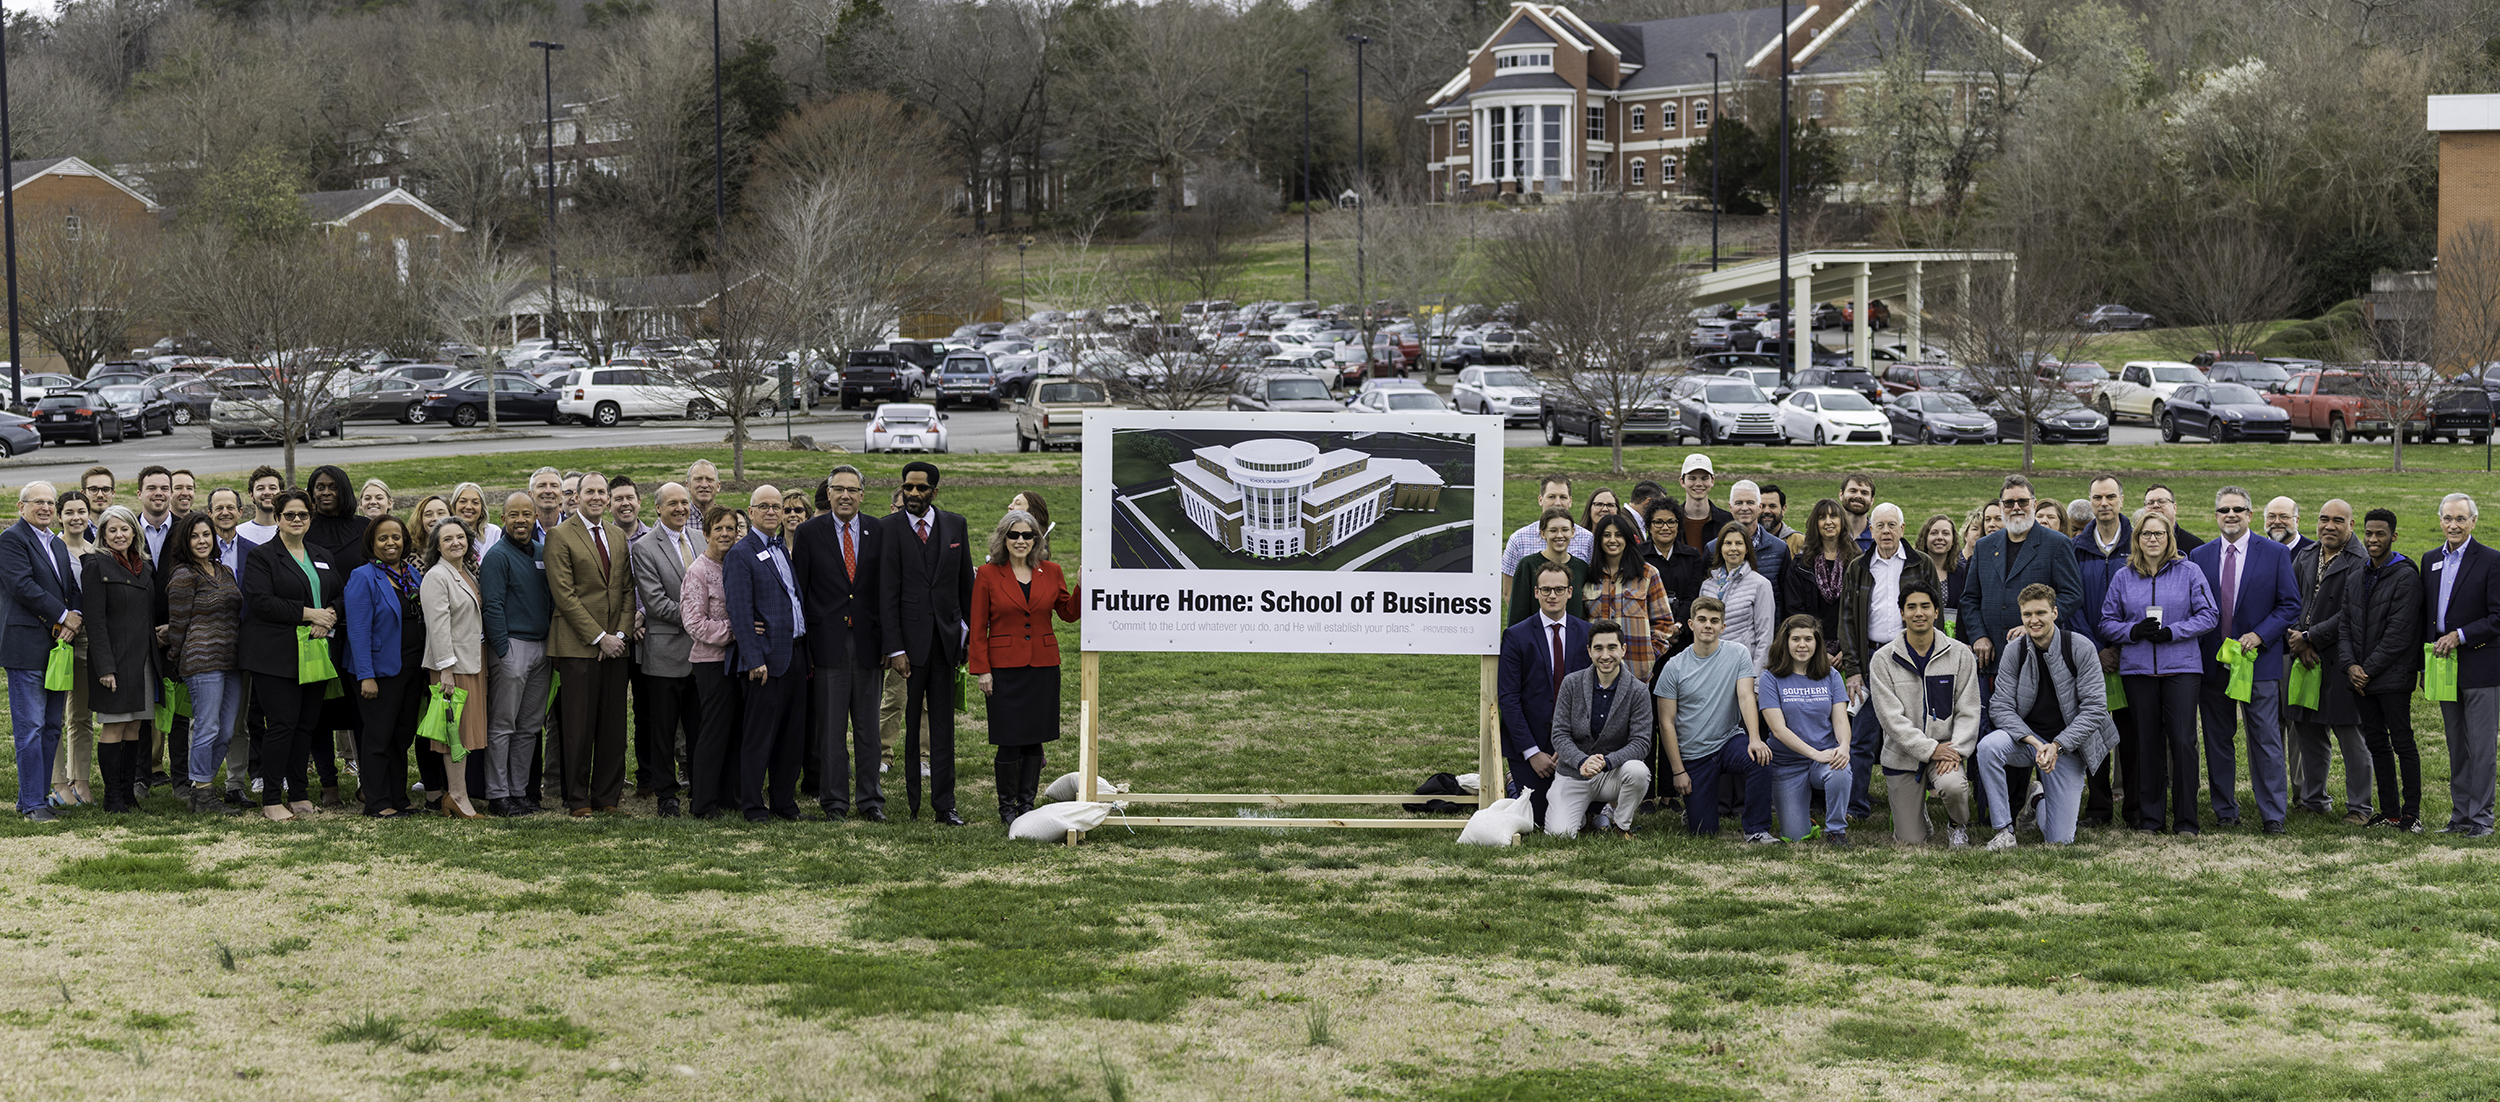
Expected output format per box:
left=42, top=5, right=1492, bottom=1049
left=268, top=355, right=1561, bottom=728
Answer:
left=1080, top=409, right=1504, bottom=655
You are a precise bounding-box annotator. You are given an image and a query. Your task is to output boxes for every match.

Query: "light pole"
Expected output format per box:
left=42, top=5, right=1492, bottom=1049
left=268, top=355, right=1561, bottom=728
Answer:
left=1298, top=65, right=1312, bottom=303
left=1347, top=34, right=1371, bottom=375
left=1777, top=0, right=1792, bottom=369
left=528, top=39, right=563, bottom=350
left=1706, top=51, right=1720, bottom=272
left=1017, top=237, right=1030, bottom=319
left=2, top=13, right=21, bottom=412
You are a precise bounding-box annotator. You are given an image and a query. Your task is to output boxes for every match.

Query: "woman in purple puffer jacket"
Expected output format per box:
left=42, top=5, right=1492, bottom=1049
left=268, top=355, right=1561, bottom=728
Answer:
left=2099, top=507, right=2221, bottom=837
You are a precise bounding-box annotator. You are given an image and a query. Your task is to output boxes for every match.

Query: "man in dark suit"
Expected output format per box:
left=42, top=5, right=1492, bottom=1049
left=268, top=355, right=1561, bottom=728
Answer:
left=723, top=485, right=807, bottom=822
left=1497, top=559, right=1590, bottom=827
left=2423, top=492, right=2500, bottom=837
left=628, top=482, right=700, bottom=818
left=5, top=482, right=81, bottom=824
left=2286, top=499, right=2368, bottom=822
left=794, top=464, right=885, bottom=821
left=1959, top=475, right=2084, bottom=663
left=876, top=461, right=975, bottom=825
left=2189, top=485, right=2304, bottom=834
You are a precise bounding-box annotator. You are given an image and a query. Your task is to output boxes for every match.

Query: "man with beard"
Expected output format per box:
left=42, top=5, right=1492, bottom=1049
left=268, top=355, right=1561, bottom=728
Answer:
left=1756, top=485, right=1795, bottom=541
left=2286, top=499, right=2368, bottom=823
left=1839, top=474, right=1876, bottom=551
left=2266, top=497, right=2317, bottom=556
left=1958, top=475, right=2083, bottom=828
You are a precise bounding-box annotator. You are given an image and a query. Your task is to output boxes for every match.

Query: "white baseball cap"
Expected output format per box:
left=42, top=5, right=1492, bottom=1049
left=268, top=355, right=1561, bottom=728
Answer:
left=1681, top=453, right=1714, bottom=475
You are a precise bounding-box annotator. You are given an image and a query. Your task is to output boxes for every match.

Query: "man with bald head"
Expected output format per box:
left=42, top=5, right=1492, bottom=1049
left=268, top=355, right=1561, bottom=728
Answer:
left=2266, top=497, right=2317, bottom=556
left=724, top=485, right=808, bottom=821
left=5, top=482, right=81, bottom=823
left=546, top=471, right=636, bottom=815
left=2286, top=498, right=2370, bottom=822
left=481, top=491, right=555, bottom=816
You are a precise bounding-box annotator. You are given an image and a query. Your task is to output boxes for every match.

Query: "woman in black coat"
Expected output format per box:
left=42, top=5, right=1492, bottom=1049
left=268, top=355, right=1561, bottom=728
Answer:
left=242, top=490, right=348, bottom=821
left=82, top=506, right=160, bottom=814
left=303, top=463, right=368, bottom=804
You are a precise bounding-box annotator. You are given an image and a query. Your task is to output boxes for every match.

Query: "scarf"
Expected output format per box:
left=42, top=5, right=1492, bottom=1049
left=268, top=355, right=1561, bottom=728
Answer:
left=1814, top=556, right=1845, bottom=602
left=1707, top=565, right=1747, bottom=597
left=379, top=559, right=423, bottom=600
left=112, top=545, right=147, bottom=581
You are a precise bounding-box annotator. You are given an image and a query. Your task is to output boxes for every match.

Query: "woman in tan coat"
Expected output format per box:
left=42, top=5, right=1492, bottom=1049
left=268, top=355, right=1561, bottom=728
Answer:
left=419, top=517, right=488, bottom=818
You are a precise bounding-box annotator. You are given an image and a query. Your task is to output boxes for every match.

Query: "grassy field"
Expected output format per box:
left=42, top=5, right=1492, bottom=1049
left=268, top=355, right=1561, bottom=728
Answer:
left=3, top=445, right=2499, bottom=1100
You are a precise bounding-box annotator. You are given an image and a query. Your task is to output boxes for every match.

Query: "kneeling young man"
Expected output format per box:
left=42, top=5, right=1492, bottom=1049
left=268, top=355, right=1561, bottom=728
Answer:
left=1657, top=597, right=1776, bottom=841
left=1869, top=581, right=1982, bottom=845
left=1979, top=583, right=2119, bottom=847
left=1545, top=619, right=1654, bottom=838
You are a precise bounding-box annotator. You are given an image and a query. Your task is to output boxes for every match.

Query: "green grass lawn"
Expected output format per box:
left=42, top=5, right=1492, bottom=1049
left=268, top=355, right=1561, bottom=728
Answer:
left=3, top=444, right=2499, bottom=1100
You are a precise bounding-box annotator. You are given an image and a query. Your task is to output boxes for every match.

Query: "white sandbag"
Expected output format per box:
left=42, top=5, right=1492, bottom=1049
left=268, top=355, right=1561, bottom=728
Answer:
left=1456, top=796, right=1538, bottom=846
left=1010, top=800, right=1117, bottom=841
left=1455, top=772, right=1481, bottom=795
left=1042, top=771, right=1129, bottom=803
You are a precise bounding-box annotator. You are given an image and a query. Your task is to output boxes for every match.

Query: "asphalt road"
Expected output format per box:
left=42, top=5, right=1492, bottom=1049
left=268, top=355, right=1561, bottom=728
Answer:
left=0, top=406, right=2168, bottom=490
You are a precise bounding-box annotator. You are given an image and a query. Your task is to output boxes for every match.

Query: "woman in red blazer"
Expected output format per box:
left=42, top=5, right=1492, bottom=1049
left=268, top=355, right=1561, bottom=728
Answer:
left=971, top=508, right=1081, bottom=827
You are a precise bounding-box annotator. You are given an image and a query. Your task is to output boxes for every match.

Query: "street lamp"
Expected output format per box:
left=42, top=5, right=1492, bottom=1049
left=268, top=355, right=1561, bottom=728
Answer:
left=528, top=39, right=563, bottom=351
left=3, top=14, right=24, bottom=411
left=1706, top=51, right=1720, bottom=272
left=1017, top=236, right=1030, bottom=319
left=1347, top=34, right=1371, bottom=374
left=1777, top=0, right=1792, bottom=365
left=1298, top=65, right=1312, bottom=303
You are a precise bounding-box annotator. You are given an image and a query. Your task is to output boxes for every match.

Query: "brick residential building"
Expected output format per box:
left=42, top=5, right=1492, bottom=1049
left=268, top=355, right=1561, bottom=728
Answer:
left=5, top=156, right=163, bottom=242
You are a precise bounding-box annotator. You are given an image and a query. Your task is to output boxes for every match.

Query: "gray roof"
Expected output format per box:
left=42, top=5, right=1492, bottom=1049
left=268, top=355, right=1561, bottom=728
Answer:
left=1494, top=20, right=1555, bottom=46
left=7, top=158, right=72, bottom=184
left=1587, top=22, right=1646, bottom=64
left=1620, top=7, right=1791, bottom=91
left=1473, top=72, right=1576, bottom=94
left=301, top=188, right=395, bottom=223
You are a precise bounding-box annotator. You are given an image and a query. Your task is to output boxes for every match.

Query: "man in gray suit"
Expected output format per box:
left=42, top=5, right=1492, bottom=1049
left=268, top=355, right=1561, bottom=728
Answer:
left=629, top=482, right=701, bottom=818
left=1544, top=619, right=1655, bottom=838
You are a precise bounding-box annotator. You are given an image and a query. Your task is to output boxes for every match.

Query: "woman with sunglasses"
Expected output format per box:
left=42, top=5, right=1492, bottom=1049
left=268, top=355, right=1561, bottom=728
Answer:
left=970, top=509, right=1081, bottom=827
left=242, top=490, right=347, bottom=820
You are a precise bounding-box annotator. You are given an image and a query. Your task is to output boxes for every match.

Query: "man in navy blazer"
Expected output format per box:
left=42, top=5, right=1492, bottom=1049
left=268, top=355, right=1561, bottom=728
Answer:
left=793, top=464, right=885, bottom=821
left=1958, top=475, right=2084, bottom=662
left=2423, top=492, right=2500, bottom=836
left=876, top=461, right=975, bottom=825
left=1498, top=559, right=1591, bottom=826
left=4, top=483, right=81, bottom=823
left=2189, top=485, right=2305, bottom=832
left=722, top=485, right=807, bottom=822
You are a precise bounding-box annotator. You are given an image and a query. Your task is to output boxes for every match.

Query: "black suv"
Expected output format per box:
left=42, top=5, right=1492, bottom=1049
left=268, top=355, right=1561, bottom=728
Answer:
left=841, top=350, right=910, bottom=409
left=1791, top=366, right=1882, bottom=404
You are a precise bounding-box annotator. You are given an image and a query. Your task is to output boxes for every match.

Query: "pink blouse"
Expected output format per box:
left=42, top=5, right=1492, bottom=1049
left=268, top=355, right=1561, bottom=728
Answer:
left=681, top=554, right=733, bottom=664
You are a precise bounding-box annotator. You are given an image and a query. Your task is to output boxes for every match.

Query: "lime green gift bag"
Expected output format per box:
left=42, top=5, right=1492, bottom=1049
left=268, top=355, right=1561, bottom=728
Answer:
left=416, top=684, right=471, bottom=763
left=2425, top=644, right=2461, bottom=703
left=42, top=639, right=73, bottom=691
left=2285, top=659, right=2322, bottom=711
left=2104, top=672, right=2128, bottom=711
left=2214, top=639, right=2256, bottom=703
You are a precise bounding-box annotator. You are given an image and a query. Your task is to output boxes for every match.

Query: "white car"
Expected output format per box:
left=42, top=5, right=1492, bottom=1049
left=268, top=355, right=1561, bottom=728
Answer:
left=2095, top=360, right=2209, bottom=423
left=1779, top=386, right=1892, bottom=445
left=556, top=364, right=707, bottom=426
left=1451, top=365, right=1543, bottom=424
left=1348, top=387, right=1453, bottom=414
left=865, top=402, right=949, bottom=453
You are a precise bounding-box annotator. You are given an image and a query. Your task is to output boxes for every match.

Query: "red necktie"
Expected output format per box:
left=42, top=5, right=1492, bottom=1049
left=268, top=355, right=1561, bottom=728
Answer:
left=1549, top=622, right=1565, bottom=692
left=916, top=517, right=929, bottom=544
left=842, top=521, right=857, bottom=581
left=592, top=523, right=610, bottom=577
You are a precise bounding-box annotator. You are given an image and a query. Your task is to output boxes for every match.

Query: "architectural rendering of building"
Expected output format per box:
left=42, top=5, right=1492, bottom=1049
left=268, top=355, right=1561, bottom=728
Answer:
left=1171, top=438, right=1446, bottom=559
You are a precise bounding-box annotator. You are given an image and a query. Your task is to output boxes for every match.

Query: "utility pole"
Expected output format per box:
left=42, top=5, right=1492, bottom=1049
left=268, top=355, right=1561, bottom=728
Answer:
left=1347, top=34, right=1372, bottom=376
left=2, top=14, right=21, bottom=411
left=1777, top=0, right=1792, bottom=371
left=1707, top=51, right=1720, bottom=272
left=1299, top=66, right=1312, bottom=303
left=526, top=39, right=564, bottom=432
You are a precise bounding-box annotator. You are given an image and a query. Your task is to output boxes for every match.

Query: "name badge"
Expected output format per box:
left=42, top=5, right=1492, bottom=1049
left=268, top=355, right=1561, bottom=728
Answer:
left=2433, top=560, right=2447, bottom=571
left=756, top=551, right=773, bottom=561
left=313, top=561, right=330, bottom=569
left=534, top=561, right=545, bottom=570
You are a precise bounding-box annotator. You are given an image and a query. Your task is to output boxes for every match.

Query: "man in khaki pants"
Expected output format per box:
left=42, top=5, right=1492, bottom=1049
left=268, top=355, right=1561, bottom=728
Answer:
left=1869, top=581, right=1983, bottom=846
left=545, top=472, right=636, bottom=815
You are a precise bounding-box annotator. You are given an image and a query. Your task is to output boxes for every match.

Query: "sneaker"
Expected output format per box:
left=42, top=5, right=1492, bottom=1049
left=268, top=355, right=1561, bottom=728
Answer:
left=2399, top=816, right=2424, bottom=834
left=2342, top=809, right=2371, bottom=826
left=1593, top=806, right=1614, bottom=832
left=2363, top=813, right=2397, bottom=829
left=22, top=807, right=61, bottom=824
left=920, top=762, right=932, bottom=778
left=1947, top=826, right=1970, bottom=848
left=1985, top=829, right=2017, bottom=851
left=248, top=779, right=263, bottom=795
left=1742, top=831, right=1779, bottom=844
left=879, top=762, right=890, bottom=774
left=1823, top=831, right=1850, bottom=847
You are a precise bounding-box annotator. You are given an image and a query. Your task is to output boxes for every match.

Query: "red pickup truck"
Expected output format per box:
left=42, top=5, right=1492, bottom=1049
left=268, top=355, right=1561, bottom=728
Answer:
left=2266, top=370, right=2415, bottom=443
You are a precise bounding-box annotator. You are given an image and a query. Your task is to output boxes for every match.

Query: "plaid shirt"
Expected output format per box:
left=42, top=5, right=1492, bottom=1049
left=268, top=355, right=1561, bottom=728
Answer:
left=1585, top=562, right=1675, bottom=682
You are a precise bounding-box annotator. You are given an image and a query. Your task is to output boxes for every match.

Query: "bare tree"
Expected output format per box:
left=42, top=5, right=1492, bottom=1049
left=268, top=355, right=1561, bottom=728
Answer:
left=1489, top=199, right=1695, bottom=477
left=2143, top=219, right=2306, bottom=361
left=669, top=265, right=793, bottom=480
left=16, top=224, right=154, bottom=381
left=1929, top=253, right=2098, bottom=472
left=162, top=228, right=396, bottom=482
left=2353, top=219, right=2500, bottom=471
left=430, top=231, right=534, bottom=429
left=1327, top=184, right=1481, bottom=385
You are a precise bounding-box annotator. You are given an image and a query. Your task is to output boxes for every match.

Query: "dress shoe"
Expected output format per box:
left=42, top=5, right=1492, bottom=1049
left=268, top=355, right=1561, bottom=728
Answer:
left=658, top=798, right=682, bottom=818
left=772, top=809, right=802, bottom=822
left=145, top=770, right=170, bottom=788
left=2216, top=815, right=2242, bottom=827
left=858, top=807, right=889, bottom=823
left=597, top=805, right=621, bottom=814
left=2263, top=820, right=2286, bottom=835
left=935, top=809, right=966, bottom=827
left=570, top=807, right=594, bottom=818
left=486, top=798, right=509, bottom=817
left=287, top=800, right=317, bottom=817
left=318, top=785, right=344, bottom=809
left=22, top=807, right=60, bottom=824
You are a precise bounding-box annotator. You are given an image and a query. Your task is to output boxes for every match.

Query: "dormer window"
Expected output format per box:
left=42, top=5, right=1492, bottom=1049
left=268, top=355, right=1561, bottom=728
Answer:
left=1493, top=51, right=1553, bottom=71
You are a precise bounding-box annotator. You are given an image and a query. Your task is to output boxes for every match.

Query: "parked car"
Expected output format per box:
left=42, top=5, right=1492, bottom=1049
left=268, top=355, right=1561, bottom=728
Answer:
left=933, top=354, right=1004, bottom=410
left=2161, top=382, right=2293, bottom=443
left=1884, top=390, right=2000, bottom=445
left=1544, top=375, right=1681, bottom=446
left=380, top=363, right=466, bottom=386
left=88, top=385, right=178, bottom=436
left=1668, top=374, right=1782, bottom=446
left=2040, top=360, right=2110, bottom=399
left=0, top=411, right=39, bottom=456
left=2095, top=361, right=2208, bottom=423
left=864, top=402, right=948, bottom=453
left=1879, top=363, right=1982, bottom=399
left=2076, top=304, right=2158, bottom=331
left=2188, top=349, right=2261, bottom=370
left=1686, top=318, right=1743, bottom=353
left=2266, top=370, right=2398, bottom=443
left=1689, top=351, right=1788, bottom=375
left=1013, top=379, right=1115, bottom=452
left=30, top=393, right=130, bottom=444
left=333, top=375, right=434, bottom=424
left=2202, top=358, right=2294, bottom=393
left=2, top=372, right=80, bottom=405
left=1778, top=386, right=1891, bottom=445
left=558, top=365, right=707, bottom=426
left=419, top=372, right=568, bottom=428
left=840, top=349, right=920, bottom=408
left=1789, top=366, right=1882, bottom=404
left=1450, top=365, right=1543, bottom=424
left=1986, top=399, right=2111, bottom=445
left=1348, top=385, right=1452, bottom=413
left=1230, top=372, right=1342, bottom=413
left=208, top=387, right=344, bottom=448
left=2418, top=388, right=2494, bottom=444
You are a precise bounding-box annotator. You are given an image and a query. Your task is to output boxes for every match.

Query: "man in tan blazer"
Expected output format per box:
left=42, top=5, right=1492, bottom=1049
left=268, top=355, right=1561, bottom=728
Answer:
left=544, top=471, right=636, bottom=814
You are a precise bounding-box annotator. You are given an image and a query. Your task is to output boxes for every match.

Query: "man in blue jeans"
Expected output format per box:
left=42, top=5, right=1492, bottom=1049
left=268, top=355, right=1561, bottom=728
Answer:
left=3, top=482, right=81, bottom=824
left=1656, top=595, right=1775, bottom=841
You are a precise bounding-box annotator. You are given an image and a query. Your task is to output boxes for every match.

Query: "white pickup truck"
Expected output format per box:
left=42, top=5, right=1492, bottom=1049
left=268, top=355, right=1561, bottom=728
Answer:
left=2094, top=360, right=2209, bottom=424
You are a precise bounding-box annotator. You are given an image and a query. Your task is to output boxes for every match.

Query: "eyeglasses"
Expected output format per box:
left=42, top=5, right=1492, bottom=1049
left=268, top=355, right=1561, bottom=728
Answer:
left=1006, top=531, right=1036, bottom=540
left=828, top=486, right=864, bottom=495
left=1533, top=586, right=1572, bottom=595
left=2001, top=497, right=2033, bottom=509
left=279, top=511, right=311, bottom=521
left=2216, top=505, right=2250, bottom=515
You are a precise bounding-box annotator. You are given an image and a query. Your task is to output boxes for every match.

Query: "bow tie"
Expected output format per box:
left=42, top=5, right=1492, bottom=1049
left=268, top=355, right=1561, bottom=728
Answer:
left=765, top=536, right=785, bottom=550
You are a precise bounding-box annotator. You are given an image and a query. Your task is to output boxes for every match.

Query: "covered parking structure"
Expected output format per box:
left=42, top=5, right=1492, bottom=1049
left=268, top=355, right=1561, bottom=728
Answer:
left=1688, top=249, right=2018, bottom=376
